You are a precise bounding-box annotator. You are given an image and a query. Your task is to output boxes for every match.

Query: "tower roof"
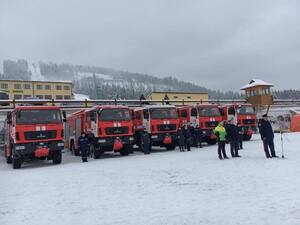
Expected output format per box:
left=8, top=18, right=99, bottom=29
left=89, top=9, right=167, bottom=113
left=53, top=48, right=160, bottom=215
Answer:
left=240, top=79, right=274, bottom=90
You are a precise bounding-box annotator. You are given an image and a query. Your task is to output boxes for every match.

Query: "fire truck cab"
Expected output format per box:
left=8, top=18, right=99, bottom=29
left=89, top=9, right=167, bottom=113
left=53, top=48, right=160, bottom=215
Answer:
left=4, top=106, right=65, bottom=169
left=66, top=105, right=134, bottom=158
left=220, top=104, right=257, bottom=140
left=177, top=104, right=223, bottom=145
left=133, top=105, right=179, bottom=150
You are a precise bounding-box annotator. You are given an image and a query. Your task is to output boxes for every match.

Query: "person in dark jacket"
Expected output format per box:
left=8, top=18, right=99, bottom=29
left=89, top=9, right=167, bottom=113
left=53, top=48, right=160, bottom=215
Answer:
left=78, top=132, right=90, bottom=162
left=193, top=125, right=203, bottom=148
left=225, top=120, right=241, bottom=157
left=183, top=124, right=192, bottom=151
left=237, top=122, right=244, bottom=150
left=178, top=126, right=185, bottom=152
left=141, top=129, right=151, bottom=154
left=259, top=114, right=278, bottom=158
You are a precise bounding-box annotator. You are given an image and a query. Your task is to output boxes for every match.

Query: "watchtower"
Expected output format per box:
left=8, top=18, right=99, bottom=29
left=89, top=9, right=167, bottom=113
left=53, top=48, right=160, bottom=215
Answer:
left=240, top=79, right=274, bottom=114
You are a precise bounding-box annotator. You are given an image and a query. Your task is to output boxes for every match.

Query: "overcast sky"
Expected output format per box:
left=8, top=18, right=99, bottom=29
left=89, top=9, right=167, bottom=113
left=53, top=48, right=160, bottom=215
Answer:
left=0, top=0, right=299, bottom=91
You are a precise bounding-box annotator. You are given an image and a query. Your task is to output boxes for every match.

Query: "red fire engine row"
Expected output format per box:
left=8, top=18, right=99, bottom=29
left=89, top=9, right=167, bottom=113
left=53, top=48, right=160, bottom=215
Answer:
left=3, top=103, right=257, bottom=169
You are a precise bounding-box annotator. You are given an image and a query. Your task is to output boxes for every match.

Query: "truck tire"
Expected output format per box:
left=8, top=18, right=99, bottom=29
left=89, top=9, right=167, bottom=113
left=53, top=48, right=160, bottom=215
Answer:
left=52, top=151, right=62, bottom=164
left=165, top=143, right=176, bottom=150
left=120, top=145, right=130, bottom=156
left=90, top=144, right=101, bottom=159
left=6, top=156, right=12, bottom=164
left=13, top=158, right=21, bottom=169
left=243, top=134, right=252, bottom=141
left=206, top=139, right=217, bottom=145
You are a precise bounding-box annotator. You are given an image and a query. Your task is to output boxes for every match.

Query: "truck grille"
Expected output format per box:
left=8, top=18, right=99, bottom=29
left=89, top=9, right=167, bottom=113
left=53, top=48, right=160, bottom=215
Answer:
left=157, top=124, right=177, bottom=131
left=242, top=119, right=256, bottom=125
left=205, top=121, right=219, bottom=128
left=105, top=127, right=129, bottom=135
left=24, top=130, right=57, bottom=140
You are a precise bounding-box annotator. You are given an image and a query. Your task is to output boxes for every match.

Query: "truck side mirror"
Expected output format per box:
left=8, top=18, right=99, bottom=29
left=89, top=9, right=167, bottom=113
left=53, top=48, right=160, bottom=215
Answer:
left=62, top=111, right=67, bottom=122
left=7, top=112, right=12, bottom=124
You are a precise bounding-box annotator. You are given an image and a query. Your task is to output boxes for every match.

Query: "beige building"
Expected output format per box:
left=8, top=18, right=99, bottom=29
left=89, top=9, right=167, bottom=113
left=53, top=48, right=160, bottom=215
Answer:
left=147, top=91, right=209, bottom=104
left=0, top=79, right=73, bottom=100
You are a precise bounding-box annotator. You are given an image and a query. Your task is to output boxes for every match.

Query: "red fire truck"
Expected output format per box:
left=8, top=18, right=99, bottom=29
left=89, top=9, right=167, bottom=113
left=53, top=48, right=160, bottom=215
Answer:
left=220, top=104, right=257, bottom=140
left=66, top=105, right=134, bottom=158
left=4, top=106, right=65, bottom=169
left=132, top=105, right=179, bottom=150
left=177, top=104, right=223, bottom=145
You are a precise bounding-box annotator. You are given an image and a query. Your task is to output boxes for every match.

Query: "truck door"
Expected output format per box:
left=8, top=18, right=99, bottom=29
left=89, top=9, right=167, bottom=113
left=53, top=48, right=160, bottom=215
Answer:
left=143, top=109, right=150, bottom=133
left=190, top=108, right=198, bottom=127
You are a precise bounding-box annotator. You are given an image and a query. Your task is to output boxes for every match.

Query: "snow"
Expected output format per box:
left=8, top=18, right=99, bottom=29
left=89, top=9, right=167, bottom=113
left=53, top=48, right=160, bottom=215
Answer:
left=77, top=72, right=113, bottom=81
left=1, top=133, right=300, bottom=225
left=28, top=63, right=44, bottom=81
left=73, top=93, right=90, bottom=100
left=241, top=79, right=274, bottom=90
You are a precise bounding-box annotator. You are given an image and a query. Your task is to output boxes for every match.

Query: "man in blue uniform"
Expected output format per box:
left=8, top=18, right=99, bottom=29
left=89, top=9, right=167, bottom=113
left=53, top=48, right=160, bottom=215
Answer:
left=141, top=129, right=151, bottom=154
left=78, top=132, right=90, bottom=162
left=259, top=114, right=278, bottom=158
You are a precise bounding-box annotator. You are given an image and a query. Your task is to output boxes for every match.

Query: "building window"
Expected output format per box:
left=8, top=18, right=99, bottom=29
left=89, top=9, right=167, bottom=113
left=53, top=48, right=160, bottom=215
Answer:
left=187, top=96, right=191, bottom=99
left=56, top=95, right=63, bottom=100
left=23, top=95, right=31, bottom=99
left=64, top=95, right=71, bottom=100
left=63, top=85, right=70, bottom=90
left=0, top=83, right=8, bottom=89
left=14, top=83, right=22, bottom=89
left=14, top=94, right=22, bottom=99
left=23, top=84, right=31, bottom=89
left=56, top=85, right=62, bottom=90
left=36, top=95, right=43, bottom=99
left=45, top=95, right=52, bottom=99
left=173, top=96, right=178, bottom=99
left=36, top=84, right=43, bottom=90
left=45, top=85, right=51, bottom=90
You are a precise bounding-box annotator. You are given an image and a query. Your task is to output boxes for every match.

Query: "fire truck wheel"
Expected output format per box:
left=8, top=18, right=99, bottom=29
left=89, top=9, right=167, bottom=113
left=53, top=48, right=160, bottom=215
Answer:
left=206, top=139, right=217, bottom=145
left=165, top=143, right=176, bottom=150
left=52, top=151, right=62, bottom=164
left=90, top=144, right=101, bottom=159
left=120, top=145, right=130, bottom=156
left=243, top=134, right=252, bottom=141
left=6, top=156, right=12, bottom=164
left=12, top=158, right=22, bottom=169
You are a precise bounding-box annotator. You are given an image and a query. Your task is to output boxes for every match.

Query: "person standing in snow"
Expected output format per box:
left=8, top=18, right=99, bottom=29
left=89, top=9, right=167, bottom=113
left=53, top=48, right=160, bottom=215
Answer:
left=225, top=119, right=241, bottom=158
left=78, top=132, right=90, bottom=162
left=178, top=126, right=185, bottom=152
left=141, top=129, right=151, bottom=154
left=183, top=124, right=192, bottom=151
left=237, top=122, right=244, bottom=150
left=259, top=114, right=278, bottom=158
left=214, top=121, right=228, bottom=160
left=193, top=124, right=203, bottom=148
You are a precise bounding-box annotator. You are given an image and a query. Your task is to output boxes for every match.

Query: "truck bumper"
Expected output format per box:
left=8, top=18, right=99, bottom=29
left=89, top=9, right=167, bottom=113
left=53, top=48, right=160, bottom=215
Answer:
left=95, top=136, right=134, bottom=149
left=13, top=141, right=64, bottom=159
left=151, top=133, right=177, bottom=146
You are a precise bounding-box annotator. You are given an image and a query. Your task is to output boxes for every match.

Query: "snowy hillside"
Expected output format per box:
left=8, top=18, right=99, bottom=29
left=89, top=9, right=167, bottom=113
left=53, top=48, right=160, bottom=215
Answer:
left=1, top=133, right=300, bottom=225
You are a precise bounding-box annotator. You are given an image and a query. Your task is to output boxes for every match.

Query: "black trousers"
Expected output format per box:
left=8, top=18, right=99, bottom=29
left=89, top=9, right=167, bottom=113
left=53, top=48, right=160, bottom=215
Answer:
left=263, top=139, right=276, bottom=158
left=238, top=135, right=243, bottom=149
left=185, top=139, right=191, bottom=151
left=230, top=140, right=239, bottom=157
left=218, top=141, right=227, bottom=158
left=81, top=148, right=88, bottom=162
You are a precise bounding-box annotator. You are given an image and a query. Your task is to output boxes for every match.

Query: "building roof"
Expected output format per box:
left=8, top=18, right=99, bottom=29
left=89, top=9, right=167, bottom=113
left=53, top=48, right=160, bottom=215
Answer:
left=149, top=91, right=208, bottom=95
left=240, top=79, right=274, bottom=90
left=0, top=79, right=72, bottom=84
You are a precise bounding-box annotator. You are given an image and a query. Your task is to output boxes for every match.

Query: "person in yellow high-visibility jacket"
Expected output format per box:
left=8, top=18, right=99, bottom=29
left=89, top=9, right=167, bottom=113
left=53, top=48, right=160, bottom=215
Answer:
left=213, top=121, right=229, bottom=160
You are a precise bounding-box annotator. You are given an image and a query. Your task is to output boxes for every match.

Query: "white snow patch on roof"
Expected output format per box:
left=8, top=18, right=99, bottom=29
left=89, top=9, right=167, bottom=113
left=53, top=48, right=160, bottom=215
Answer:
left=240, top=79, right=274, bottom=90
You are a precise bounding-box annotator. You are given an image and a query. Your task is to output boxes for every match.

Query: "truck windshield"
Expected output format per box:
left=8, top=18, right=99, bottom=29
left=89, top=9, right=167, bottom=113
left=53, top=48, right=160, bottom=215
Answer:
left=99, top=109, right=131, bottom=121
left=16, top=110, right=62, bottom=124
left=150, top=108, right=178, bottom=119
left=198, top=107, right=221, bottom=117
left=238, top=106, right=255, bottom=115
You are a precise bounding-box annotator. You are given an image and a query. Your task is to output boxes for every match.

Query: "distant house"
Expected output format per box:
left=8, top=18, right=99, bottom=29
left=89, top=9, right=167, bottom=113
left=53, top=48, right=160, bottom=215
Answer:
left=147, top=91, right=209, bottom=104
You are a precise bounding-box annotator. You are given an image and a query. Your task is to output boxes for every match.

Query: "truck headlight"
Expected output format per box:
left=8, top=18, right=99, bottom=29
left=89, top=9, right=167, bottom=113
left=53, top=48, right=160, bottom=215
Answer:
left=151, top=135, right=158, bottom=139
left=15, top=146, right=25, bottom=150
left=129, top=137, right=134, bottom=141
left=98, top=139, right=106, bottom=143
left=57, top=142, right=64, bottom=147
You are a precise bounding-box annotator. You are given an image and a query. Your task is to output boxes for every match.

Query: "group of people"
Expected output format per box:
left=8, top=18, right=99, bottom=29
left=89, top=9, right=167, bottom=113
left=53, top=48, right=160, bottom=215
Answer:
left=178, top=124, right=203, bottom=152
left=213, top=113, right=278, bottom=160
left=77, top=114, right=278, bottom=163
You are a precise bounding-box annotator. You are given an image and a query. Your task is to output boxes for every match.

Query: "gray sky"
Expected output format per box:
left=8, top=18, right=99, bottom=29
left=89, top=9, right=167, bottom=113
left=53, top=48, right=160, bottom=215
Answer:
left=0, top=0, right=300, bottom=91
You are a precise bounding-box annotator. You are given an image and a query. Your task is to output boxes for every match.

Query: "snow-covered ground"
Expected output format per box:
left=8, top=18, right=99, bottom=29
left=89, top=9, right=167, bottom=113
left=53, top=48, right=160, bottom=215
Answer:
left=1, top=133, right=300, bottom=225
